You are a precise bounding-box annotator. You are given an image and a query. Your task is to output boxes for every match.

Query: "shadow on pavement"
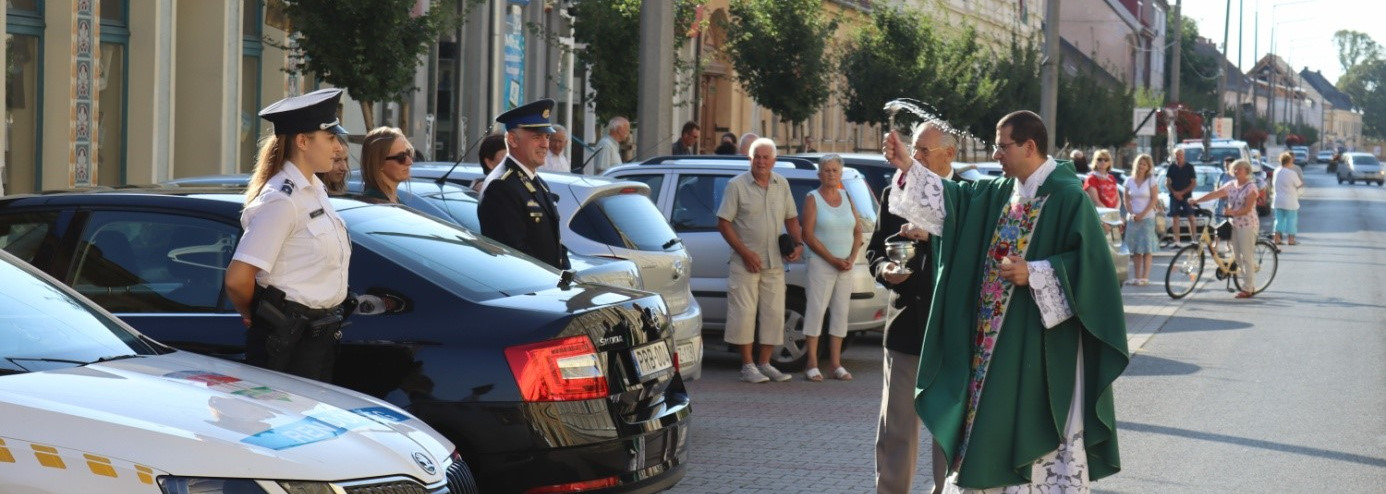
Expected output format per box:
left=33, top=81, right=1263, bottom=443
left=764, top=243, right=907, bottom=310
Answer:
left=1121, top=353, right=1200, bottom=377
left=1118, top=421, right=1386, bottom=468
left=1157, top=315, right=1253, bottom=334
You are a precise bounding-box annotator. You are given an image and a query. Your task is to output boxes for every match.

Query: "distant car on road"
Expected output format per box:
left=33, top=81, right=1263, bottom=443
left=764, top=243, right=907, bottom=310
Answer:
left=1315, top=150, right=1334, bottom=164
left=1336, top=152, right=1385, bottom=186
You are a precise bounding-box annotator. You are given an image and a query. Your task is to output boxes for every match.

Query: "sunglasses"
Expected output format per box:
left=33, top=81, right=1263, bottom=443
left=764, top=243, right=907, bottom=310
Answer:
left=1096, top=157, right=1110, bottom=162
left=384, top=151, right=414, bottom=163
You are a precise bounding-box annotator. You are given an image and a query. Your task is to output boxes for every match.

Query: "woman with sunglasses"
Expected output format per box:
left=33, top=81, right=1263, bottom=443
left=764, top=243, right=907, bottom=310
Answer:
left=1083, top=149, right=1121, bottom=208
left=360, top=126, right=414, bottom=203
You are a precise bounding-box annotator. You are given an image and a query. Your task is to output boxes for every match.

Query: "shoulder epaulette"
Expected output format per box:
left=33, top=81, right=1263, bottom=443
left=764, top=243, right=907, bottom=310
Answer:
left=279, top=178, right=295, bottom=195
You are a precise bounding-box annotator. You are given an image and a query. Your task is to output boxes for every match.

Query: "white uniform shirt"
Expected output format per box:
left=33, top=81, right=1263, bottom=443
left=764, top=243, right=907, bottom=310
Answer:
left=541, top=150, right=570, bottom=173
left=231, top=161, right=351, bottom=309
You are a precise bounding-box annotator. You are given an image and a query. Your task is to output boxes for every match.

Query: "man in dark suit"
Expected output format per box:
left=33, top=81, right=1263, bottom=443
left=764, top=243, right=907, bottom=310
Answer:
left=478, top=98, right=569, bottom=269
left=868, top=121, right=966, bottom=494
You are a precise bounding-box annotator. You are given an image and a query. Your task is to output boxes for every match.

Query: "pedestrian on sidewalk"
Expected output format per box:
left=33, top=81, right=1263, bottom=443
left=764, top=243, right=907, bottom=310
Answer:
left=884, top=111, right=1129, bottom=491
left=800, top=154, right=862, bottom=382
left=867, top=121, right=963, bottom=494
left=1273, top=151, right=1304, bottom=245
left=1190, top=159, right=1261, bottom=298
left=1166, top=148, right=1197, bottom=247
left=1124, top=153, right=1160, bottom=285
left=717, top=137, right=803, bottom=383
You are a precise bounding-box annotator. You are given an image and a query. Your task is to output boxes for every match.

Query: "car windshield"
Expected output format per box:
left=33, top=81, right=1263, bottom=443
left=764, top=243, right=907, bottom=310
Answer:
left=571, top=192, right=681, bottom=252
left=1352, top=155, right=1380, bottom=166
left=1181, top=146, right=1242, bottom=164
left=338, top=204, right=561, bottom=300
left=0, top=254, right=160, bottom=375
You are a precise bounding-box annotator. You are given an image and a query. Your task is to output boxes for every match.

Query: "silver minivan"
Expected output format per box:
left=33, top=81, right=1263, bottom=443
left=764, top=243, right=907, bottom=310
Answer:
left=410, top=163, right=706, bottom=380
left=606, top=156, right=889, bottom=370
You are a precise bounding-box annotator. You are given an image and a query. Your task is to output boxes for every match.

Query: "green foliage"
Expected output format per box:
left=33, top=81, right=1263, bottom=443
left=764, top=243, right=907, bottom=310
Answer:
left=969, top=34, right=1042, bottom=142
left=1337, top=59, right=1386, bottom=139
left=1332, top=30, right=1382, bottom=76
left=277, top=0, right=459, bottom=121
left=723, top=0, right=837, bottom=126
left=838, top=7, right=998, bottom=137
left=1056, top=66, right=1136, bottom=148
left=572, top=0, right=703, bottom=123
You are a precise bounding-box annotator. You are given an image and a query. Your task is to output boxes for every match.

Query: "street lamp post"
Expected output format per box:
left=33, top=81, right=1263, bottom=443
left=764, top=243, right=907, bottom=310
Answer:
left=1267, top=0, right=1313, bottom=142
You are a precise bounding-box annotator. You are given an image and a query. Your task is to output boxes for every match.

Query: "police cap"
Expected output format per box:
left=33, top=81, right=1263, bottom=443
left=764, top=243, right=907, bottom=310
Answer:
left=495, top=98, right=556, bottom=134
left=259, top=88, right=349, bottom=136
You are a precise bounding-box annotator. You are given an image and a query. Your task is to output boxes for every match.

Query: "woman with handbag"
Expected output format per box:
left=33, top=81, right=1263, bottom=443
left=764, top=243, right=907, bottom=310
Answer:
left=799, top=155, right=862, bottom=381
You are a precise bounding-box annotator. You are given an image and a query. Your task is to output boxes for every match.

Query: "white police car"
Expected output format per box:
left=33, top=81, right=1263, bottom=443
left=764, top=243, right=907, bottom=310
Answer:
left=0, top=249, right=475, bottom=493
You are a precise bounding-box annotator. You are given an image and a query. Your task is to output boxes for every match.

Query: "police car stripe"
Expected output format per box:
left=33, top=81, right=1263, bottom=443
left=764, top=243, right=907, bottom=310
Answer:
left=0, top=438, right=14, bottom=463
left=136, top=464, right=155, bottom=484
left=84, top=454, right=118, bottom=477
left=32, top=444, right=65, bottom=469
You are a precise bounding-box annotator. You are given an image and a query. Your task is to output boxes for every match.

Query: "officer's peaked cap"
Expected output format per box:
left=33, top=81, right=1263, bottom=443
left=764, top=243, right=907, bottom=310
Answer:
left=259, top=88, right=349, bottom=136
left=496, top=98, right=556, bottom=134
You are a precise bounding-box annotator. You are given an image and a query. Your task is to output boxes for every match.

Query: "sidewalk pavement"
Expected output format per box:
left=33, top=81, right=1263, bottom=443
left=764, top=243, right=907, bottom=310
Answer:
left=1122, top=246, right=1190, bottom=354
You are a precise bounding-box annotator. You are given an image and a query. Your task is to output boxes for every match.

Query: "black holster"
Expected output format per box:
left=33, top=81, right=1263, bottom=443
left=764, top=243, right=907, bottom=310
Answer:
left=251, top=285, right=346, bottom=377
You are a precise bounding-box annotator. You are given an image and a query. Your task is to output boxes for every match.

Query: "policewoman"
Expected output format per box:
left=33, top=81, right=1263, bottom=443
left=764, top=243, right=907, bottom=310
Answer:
left=225, top=88, right=353, bottom=381
left=478, top=98, right=570, bottom=269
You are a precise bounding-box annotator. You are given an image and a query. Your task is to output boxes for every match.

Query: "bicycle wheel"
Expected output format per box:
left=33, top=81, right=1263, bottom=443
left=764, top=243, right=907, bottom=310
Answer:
left=1165, top=244, right=1204, bottom=299
left=1232, top=240, right=1279, bottom=295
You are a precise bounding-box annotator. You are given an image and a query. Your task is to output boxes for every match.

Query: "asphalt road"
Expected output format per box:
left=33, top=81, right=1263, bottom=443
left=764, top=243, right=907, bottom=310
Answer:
left=665, top=163, right=1386, bottom=493
left=1098, top=164, right=1386, bottom=493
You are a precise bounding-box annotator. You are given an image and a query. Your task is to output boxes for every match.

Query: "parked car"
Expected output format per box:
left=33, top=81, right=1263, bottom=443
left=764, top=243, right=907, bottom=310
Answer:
left=1156, top=165, right=1222, bottom=242
left=0, top=189, right=690, bottom=493
left=1291, top=149, right=1309, bottom=166
left=1316, top=150, right=1335, bottom=164
left=1336, top=152, right=1385, bottom=186
left=0, top=248, right=474, bottom=493
left=605, top=156, right=889, bottom=370
left=407, top=163, right=705, bottom=380
left=166, top=174, right=647, bottom=294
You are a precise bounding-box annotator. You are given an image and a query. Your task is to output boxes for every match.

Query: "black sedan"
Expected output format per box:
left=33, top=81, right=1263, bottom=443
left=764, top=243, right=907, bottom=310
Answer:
left=0, top=188, right=689, bottom=493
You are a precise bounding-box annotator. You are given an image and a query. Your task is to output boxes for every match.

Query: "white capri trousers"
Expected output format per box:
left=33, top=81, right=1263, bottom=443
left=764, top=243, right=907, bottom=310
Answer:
left=724, top=260, right=787, bottom=345
left=803, top=255, right=851, bottom=338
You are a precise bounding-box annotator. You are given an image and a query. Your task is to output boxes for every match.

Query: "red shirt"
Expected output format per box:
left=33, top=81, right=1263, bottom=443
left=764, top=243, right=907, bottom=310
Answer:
left=1083, top=173, right=1120, bottom=208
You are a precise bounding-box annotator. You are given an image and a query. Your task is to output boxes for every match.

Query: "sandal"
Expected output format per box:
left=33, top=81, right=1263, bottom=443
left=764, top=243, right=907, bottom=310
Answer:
left=805, top=368, right=823, bottom=382
left=1288, top=238, right=1298, bottom=245
left=831, top=366, right=853, bottom=381
left=1235, top=291, right=1254, bottom=299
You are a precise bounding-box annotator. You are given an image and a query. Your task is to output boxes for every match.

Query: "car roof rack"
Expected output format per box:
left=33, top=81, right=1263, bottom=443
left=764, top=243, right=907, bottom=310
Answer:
left=638, top=154, right=817, bottom=170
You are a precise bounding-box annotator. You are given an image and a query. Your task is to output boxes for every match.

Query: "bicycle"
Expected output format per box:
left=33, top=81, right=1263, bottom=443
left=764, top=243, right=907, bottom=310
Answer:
left=1164, top=209, right=1280, bottom=299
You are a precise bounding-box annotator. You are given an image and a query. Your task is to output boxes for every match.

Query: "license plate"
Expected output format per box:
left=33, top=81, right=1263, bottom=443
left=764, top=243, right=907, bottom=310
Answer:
left=632, top=341, right=673, bottom=378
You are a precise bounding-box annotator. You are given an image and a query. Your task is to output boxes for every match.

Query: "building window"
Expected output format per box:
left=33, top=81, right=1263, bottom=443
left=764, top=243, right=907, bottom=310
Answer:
left=6, top=1, right=44, bottom=195
left=99, top=0, right=129, bottom=187
left=241, top=0, right=263, bottom=172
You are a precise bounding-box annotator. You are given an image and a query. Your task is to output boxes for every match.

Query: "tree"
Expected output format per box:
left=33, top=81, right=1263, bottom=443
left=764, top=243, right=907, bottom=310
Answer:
left=276, top=0, right=460, bottom=128
left=1338, top=58, right=1386, bottom=139
left=1165, top=14, right=1220, bottom=114
left=839, top=7, right=997, bottom=134
left=723, top=0, right=836, bottom=131
left=1056, top=65, right=1135, bottom=149
left=1332, top=30, right=1382, bottom=76
left=970, top=35, right=1042, bottom=144
left=571, top=0, right=703, bottom=123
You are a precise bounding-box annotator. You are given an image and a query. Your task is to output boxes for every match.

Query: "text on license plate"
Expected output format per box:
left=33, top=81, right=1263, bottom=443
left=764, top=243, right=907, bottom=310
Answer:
left=632, top=341, right=673, bottom=378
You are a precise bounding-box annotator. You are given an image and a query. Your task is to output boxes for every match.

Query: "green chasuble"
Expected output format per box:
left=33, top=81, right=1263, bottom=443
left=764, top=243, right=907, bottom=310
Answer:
left=911, top=161, right=1129, bottom=489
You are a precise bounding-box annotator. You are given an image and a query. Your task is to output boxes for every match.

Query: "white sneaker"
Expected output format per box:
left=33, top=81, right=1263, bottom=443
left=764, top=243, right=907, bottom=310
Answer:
left=740, top=364, right=770, bottom=383
left=758, top=363, right=793, bottom=382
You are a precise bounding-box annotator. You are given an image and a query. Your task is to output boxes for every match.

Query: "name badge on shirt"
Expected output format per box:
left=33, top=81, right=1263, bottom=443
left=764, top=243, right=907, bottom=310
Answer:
left=309, top=208, right=326, bottom=219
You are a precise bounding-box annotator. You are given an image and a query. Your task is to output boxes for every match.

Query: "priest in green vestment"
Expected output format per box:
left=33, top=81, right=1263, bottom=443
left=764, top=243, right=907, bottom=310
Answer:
left=885, top=111, right=1129, bottom=492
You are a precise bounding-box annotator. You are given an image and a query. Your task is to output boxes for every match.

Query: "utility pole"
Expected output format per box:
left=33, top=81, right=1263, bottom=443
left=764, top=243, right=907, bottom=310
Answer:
left=1169, top=0, right=1182, bottom=104
left=1040, top=0, right=1060, bottom=153
left=636, top=0, right=674, bottom=160
left=1218, top=0, right=1231, bottom=122
left=1234, top=0, right=1243, bottom=138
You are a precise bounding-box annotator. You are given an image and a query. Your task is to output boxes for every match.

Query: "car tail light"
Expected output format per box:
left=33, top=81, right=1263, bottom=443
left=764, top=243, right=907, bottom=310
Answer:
left=522, top=476, right=619, bottom=493
left=505, top=336, right=608, bottom=402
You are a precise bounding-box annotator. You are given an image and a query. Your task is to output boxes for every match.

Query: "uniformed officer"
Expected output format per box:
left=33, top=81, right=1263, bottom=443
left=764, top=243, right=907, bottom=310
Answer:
left=477, top=98, right=570, bottom=269
left=225, top=88, right=353, bottom=381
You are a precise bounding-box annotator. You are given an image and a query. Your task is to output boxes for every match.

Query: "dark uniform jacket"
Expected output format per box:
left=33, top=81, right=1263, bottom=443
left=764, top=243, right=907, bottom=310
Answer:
left=866, top=172, right=970, bottom=356
left=478, top=157, right=569, bottom=269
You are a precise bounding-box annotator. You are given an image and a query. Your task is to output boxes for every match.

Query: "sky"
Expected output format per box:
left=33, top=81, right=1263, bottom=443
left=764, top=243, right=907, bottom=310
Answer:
left=1176, top=0, right=1386, bottom=86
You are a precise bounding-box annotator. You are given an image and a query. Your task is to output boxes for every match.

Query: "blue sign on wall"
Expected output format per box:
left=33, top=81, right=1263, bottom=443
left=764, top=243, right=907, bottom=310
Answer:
left=503, top=5, right=526, bottom=110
